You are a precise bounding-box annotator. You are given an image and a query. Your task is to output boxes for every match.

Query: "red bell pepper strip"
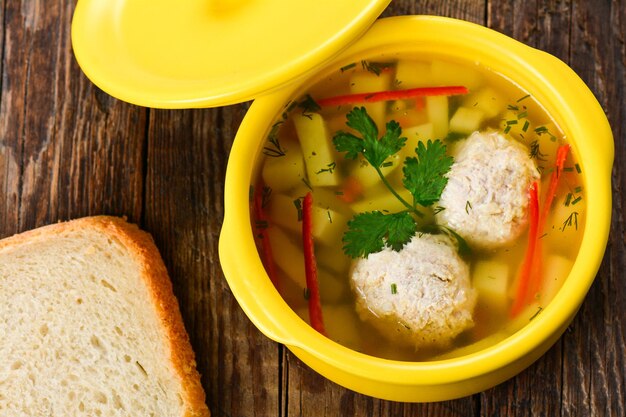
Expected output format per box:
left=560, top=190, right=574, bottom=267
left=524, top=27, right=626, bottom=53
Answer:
left=316, top=86, right=469, bottom=107
left=510, top=181, right=540, bottom=317
left=510, top=144, right=571, bottom=317
left=528, top=144, right=571, bottom=300
left=253, top=184, right=279, bottom=291
left=302, top=192, right=326, bottom=335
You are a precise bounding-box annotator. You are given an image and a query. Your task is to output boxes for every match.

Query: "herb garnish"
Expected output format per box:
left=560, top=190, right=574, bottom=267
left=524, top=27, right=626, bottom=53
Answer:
left=263, top=121, right=286, bottom=157
left=361, top=60, right=392, bottom=76
left=562, top=211, right=579, bottom=231
left=391, top=283, right=398, bottom=295
left=316, top=162, right=337, bottom=175
left=298, top=94, right=321, bottom=117
left=340, top=62, right=357, bottom=72
left=333, top=107, right=455, bottom=258
left=293, top=198, right=303, bottom=221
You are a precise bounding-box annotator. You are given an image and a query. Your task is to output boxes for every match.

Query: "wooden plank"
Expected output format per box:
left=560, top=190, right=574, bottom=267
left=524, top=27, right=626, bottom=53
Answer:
left=561, top=0, right=625, bottom=416
left=143, top=105, right=282, bottom=417
left=0, top=0, right=146, bottom=237
left=482, top=1, right=572, bottom=416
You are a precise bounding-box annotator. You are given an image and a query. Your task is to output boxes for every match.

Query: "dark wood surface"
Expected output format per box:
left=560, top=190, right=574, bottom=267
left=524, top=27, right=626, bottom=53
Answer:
left=0, top=1, right=623, bottom=416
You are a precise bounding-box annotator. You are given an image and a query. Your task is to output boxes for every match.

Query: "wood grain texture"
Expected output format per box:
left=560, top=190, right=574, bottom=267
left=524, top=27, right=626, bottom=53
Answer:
left=0, top=1, right=623, bottom=416
left=0, top=0, right=146, bottom=237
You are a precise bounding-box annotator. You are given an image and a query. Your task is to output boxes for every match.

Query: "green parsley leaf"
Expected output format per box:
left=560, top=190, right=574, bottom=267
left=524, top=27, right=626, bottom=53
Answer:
left=342, top=211, right=416, bottom=258
left=402, top=140, right=453, bottom=207
left=333, top=107, right=406, bottom=168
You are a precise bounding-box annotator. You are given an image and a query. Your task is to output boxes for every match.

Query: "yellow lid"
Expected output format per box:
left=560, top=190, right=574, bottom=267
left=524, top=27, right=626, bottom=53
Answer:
left=71, top=0, right=391, bottom=108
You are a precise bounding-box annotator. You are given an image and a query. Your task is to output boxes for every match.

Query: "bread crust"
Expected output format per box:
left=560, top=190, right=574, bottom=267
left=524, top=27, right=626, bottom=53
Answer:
left=0, top=216, right=210, bottom=417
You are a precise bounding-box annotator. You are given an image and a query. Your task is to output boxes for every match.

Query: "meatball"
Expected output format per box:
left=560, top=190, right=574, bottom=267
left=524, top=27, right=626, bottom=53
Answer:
left=436, top=131, right=539, bottom=250
left=350, top=233, right=476, bottom=350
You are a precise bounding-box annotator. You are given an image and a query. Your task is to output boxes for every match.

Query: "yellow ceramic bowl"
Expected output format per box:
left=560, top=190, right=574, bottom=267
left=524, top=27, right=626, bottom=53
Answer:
left=219, top=16, right=613, bottom=401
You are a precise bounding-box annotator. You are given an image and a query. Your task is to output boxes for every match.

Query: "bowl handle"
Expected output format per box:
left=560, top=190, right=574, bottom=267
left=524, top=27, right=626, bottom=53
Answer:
left=218, top=218, right=295, bottom=345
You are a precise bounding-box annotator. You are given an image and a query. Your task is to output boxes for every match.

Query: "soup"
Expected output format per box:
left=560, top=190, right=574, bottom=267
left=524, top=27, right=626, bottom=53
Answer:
left=251, top=54, right=585, bottom=361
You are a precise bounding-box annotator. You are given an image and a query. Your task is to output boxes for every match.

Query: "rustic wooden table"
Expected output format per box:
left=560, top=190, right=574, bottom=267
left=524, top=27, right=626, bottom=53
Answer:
left=0, top=0, right=623, bottom=415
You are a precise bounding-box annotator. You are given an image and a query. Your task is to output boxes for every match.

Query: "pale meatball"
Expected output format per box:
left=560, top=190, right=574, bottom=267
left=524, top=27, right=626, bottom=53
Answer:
left=350, top=233, right=476, bottom=350
left=437, top=131, right=539, bottom=250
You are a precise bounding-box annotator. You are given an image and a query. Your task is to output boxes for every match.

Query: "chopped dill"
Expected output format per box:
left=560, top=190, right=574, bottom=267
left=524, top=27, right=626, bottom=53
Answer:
left=529, top=306, right=543, bottom=321
left=340, top=62, right=357, bottom=72
left=382, top=161, right=393, bottom=168
left=391, top=283, right=398, bottom=295
left=504, top=125, right=512, bottom=134
left=506, top=119, right=518, bottom=125
left=255, top=220, right=268, bottom=229
left=327, top=210, right=333, bottom=223
left=465, top=200, right=472, bottom=214
left=261, top=186, right=272, bottom=208
left=263, top=121, right=286, bottom=157
left=445, top=131, right=466, bottom=142
left=517, top=94, right=531, bottom=102
left=562, top=211, right=579, bottom=231
left=282, top=100, right=298, bottom=119
left=361, top=60, right=392, bottom=76
left=301, top=177, right=313, bottom=191
left=529, top=140, right=547, bottom=161
left=316, top=161, right=337, bottom=175
left=575, top=186, right=583, bottom=193
left=335, top=191, right=344, bottom=196
left=517, top=111, right=528, bottom=119
left=522, top=120, right=530, bottom=132
left=571, top=196, right=582, bottom=206
left=538, top=232, right=548, bottom=239
left=507, top=104, right=519, bottom=111
left=563, top=167, right=574, bottom=172
left=534, top=126, right=548, bottom=134
left=575, top=163, right=582, bottom=173
left=433, top=206, right=446, bottom=215
left=293, top=198, right=303, bottom=221
left=298, top=94, right=321, bottom=117
left=564, top=193, right=573, bottom=206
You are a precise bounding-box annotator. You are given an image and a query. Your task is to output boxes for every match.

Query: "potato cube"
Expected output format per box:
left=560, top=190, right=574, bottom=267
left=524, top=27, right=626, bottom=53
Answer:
left=462, top=87, right=505, bottom=119
left=541, top=193, right=585, bottom=258
left=350, top=188, right=413, bottom=214
left=394, top=60, right=434, bottom=88
left=350, top=70, right=392, bottom=129
left=311, top=205, right=349, bottom=247
left=449, top=107, right=485, bottom=134
left=267, top=227, right=305, bottom=289
left=296, top=304, right=362, bottom=351
left=472, top=259, right=510, bottom=311
left=350, top=153, right=402, bottom=188
left=430, top=59, right=484, bottom=90
left=267, top=193, right=301, bottom=234
left=540, top=254, right=573, bottom=305
left=261, top=142, right=305, bottom=192
left=400, top=122, right=434, bottom=159
left=426, top=95, right=449, bottom=139
left=293, top=112, right=340, bottom=187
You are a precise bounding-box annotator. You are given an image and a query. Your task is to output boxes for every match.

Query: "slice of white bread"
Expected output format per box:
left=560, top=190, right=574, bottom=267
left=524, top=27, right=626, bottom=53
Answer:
left=0, top=216, right=210, bottom=417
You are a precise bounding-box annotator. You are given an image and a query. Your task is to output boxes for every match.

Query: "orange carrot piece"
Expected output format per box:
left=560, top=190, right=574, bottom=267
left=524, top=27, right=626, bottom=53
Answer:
left=317, top=86, right=469, bottom=107
left=539, top=144, right=571, bottom=229
left=337, top=176, right=363, bottom=203
left=510, top=181, right=540, bottom=317
left=528, top=144, right=570, bottom=299
left=253, top=184, right=279, bottom=291
left=302, top=192, right=326, bottom=335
